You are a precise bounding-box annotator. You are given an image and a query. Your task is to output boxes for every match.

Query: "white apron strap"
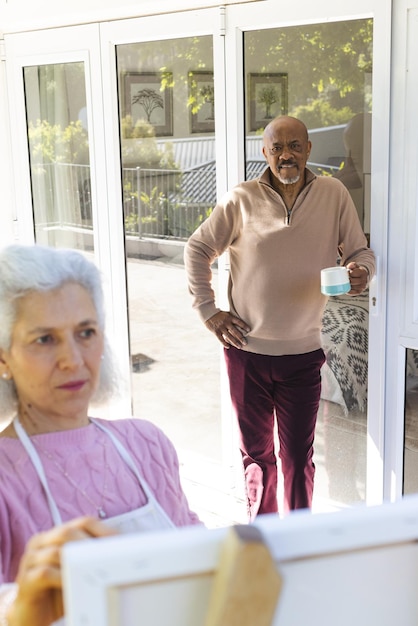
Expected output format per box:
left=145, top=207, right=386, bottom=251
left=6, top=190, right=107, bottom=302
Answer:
left=14, top=417, right=63, bottom=526
left=90, top=418, right=175, bottom=528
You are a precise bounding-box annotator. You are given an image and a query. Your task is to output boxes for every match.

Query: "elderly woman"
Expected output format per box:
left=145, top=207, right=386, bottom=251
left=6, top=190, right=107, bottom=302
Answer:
left=0, top=244, right=201, bottom=626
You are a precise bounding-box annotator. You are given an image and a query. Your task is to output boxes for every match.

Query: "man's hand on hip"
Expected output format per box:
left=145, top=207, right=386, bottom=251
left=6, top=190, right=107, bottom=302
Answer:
left=205, top=311, right=251, bottom=349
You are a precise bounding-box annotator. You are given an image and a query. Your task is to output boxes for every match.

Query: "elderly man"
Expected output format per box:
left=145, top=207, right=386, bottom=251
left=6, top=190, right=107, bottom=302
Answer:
left=184, top=115, right=375, bottom=519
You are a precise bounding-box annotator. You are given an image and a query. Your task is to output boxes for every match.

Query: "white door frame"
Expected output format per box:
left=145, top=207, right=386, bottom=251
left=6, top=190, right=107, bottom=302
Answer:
left=385, top=0, right=418, bottom=500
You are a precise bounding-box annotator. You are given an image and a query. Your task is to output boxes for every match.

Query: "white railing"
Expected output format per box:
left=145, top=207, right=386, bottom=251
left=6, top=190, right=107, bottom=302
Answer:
left=31, top=162, right=216, bottom=241
left=31, top=125, right=346, bottom=241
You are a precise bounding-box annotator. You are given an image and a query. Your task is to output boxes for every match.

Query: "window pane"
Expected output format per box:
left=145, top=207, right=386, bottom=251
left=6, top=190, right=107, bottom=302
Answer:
left=24, top=63, right=93, bottom=250
left=244, top=19, right=372, bottom=234
left=244, top=19, right=373, bottom=509
left=404, top=349, right=418, bottom=494
left=116, top=37, right=222, bottom=474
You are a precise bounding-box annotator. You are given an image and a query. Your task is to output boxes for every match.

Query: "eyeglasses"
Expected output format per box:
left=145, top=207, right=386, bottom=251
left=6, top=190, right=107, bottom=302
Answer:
left=268, top=142, right=304, bottom=155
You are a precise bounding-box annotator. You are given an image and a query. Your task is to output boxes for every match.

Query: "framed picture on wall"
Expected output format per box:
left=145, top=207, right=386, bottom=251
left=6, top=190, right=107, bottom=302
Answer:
left=188, top=71, right=215, bottom=133
left=248, top=73, right=288, bottom=132
left=123, top=71, right=173, bottom=137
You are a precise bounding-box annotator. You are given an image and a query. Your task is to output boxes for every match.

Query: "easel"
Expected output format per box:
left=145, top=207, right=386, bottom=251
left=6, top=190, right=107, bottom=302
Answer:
left=205, top=525, right=282, bottom=626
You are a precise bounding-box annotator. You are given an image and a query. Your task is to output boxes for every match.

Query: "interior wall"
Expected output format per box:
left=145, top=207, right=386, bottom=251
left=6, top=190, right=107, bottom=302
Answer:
left=0, top=43, right=16, bottom=246
left=0, top=0, right=262, bottom=35
left=384, top=0, right=418, bottom=499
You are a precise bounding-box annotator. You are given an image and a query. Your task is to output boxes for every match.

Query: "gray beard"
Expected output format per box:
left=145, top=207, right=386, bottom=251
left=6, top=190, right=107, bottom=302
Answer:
left=277, top=172, right=300, bottom=185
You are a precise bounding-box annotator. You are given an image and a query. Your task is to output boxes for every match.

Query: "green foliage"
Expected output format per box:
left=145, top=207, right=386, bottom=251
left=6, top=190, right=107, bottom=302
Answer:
left=187, top=71, right=215, bottom=117
left=124, top=211, right=140, bottom=233
left=124, top=183, right=213, bottom=239
left=124, top=186, right=171, bottom=235
left=187, top=206, right=213, bottom=234
left=246, top=18, right=373, bottom=128
left=140, top=187, right=168, bottom=214
left=290, top=100, right=355, bottom=130
left=121, top=115, right=156, bottom=139
left=121, top=117, right=178, bottom=169
left=28, top=119, right=89, bottom=164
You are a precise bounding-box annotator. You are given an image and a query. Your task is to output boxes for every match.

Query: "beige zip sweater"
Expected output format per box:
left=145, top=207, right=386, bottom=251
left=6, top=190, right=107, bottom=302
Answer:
left=184, top=167, right=376, bottom=356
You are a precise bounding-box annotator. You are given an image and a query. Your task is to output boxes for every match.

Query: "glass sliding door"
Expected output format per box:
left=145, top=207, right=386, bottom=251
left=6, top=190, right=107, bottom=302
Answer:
left=242, top=19, right=373, bottom=509
left=116, top=36, right=215, bottom=243
left=225, top=0, right=390, bottom=511
left=24, top=62, right=93, bottom=251
left=108, top=19, right=231, bottom=519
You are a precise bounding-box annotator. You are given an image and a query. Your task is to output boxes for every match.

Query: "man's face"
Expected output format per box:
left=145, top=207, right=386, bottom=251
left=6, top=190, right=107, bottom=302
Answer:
left=262, top=118, right=311, bottom=187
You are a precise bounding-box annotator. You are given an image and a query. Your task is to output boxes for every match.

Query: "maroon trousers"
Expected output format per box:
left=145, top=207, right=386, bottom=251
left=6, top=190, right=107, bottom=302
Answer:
left=224, top=347, right=325, bottom=519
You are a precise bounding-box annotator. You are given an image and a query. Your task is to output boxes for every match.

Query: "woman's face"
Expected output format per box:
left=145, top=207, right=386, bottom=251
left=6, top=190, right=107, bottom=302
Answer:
left=0, top=282, right=104, bottom=430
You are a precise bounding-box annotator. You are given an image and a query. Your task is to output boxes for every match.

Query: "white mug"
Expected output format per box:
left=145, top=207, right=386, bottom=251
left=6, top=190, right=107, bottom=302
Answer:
left=320, top=266, right=350, bottom=296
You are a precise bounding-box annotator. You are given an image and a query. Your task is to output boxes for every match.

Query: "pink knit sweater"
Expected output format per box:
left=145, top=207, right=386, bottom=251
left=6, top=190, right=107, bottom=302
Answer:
left=0, top=418, right=201, bottom=583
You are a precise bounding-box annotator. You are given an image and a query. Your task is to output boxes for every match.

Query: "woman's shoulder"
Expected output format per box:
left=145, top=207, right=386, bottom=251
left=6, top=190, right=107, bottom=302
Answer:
left=93, top=417, right=179, bottom=471
left=92, top=417, right=173, bottom=448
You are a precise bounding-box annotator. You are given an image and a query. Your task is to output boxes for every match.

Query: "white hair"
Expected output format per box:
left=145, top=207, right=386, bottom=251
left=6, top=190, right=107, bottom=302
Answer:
left=0, top=244, right=120, bottom=418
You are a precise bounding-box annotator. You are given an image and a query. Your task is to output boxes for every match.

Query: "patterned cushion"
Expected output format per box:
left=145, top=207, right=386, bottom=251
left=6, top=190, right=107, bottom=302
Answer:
left=321, top=291, right=369, bottom=412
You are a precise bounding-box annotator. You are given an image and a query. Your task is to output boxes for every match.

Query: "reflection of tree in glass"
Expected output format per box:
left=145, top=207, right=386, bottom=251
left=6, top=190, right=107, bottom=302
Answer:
left=245, top=18, right=373, bottom=128
left=131, top=88, right=163, bottom=123
left=199, top=85, right=215, bottom=120
left=258, top=86, right=279, bottom=119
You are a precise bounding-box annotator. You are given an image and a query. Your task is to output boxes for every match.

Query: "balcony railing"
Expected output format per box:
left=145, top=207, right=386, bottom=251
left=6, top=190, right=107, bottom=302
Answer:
left=31, top=162, right=217, bottom=241
left=31, top=156, right=340, bottom=242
